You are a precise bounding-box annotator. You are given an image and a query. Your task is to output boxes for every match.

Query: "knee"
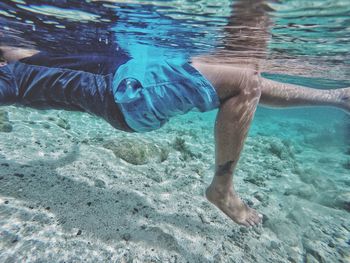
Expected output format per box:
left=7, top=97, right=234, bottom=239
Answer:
left=239, top=69, right=261, bottom=100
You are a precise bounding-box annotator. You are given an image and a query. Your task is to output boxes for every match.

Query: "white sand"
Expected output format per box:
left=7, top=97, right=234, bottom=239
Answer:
left=0, top=106, right=349, bottom=262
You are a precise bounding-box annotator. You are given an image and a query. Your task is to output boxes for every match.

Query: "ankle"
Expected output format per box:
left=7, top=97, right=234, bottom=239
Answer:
left=207, top=182, right=233, bottom=196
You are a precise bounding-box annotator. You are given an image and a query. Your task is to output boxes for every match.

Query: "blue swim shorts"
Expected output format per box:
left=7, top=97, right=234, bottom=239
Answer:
left=113, top=57, right=220, bottom=132
left=0, top=51, right=219, bottom=132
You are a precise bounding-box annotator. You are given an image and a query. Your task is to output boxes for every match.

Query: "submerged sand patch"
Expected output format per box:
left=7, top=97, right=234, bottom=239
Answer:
left=0, top=106, right=349, bottom=262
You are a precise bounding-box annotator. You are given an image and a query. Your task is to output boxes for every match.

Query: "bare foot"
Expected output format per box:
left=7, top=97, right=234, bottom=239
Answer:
left=206, top=186, right=262, bottom=227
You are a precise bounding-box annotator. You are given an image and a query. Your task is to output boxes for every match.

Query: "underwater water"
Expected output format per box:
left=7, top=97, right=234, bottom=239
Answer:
left=0, top=0, right=350, bottom=262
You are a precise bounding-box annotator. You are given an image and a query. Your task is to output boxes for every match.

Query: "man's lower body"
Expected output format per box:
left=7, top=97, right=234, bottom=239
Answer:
left=0, top=48, right=220, bottom=133
left=1, top=46, right=350, bottom=227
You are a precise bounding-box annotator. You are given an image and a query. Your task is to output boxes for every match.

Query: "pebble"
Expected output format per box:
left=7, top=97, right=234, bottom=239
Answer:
left=56, top=118, right=71, bottom=130
left=13, top=173, right=24, bottom=178
left=0, top=123, right=13, bottom=132
left=270, top=241, right=279, bottom=250
left=94, top=179, right=106, bottom=188
left=239, top=227, right=248, bottom=234
left=42, top=123, right=50, bottom=129
left=254, top=192, right=265, bottom=202
left=262, top=214, right=269, bottom=225
left=327, top=241, right=335, bottom=248
left=122, top=233, right=131, bottom=241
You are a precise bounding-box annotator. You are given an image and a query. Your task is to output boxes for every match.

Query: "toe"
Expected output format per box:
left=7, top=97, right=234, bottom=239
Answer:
left=247, top=211, right=262, bottom=226
left=253, top=215, right=262, bottom=225
left=239, top=219, right=251, bottom=227
left=246, top=218, right=256, bottom=227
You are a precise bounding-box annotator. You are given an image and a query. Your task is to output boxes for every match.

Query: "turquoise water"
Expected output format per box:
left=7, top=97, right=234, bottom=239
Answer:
left=1, top=0, right=350, bottom=262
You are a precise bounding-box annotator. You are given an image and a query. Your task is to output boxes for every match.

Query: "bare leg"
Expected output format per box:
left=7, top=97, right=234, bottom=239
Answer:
left=208, top=94, right=263, bottom=227
left=0, top=46, right=38, bottom=62
left=192, top=60, right=350, bottom=226
left=192, top=61, right=263, bottom=226
left=260, top=78, right=350, bottom=113
left=193, top=59, right=350, bottom=113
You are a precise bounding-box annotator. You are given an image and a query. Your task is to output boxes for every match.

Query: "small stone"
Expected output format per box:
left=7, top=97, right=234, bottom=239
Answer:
left=243, top=244, right=251, bottom=253
left=56, top=118, right=71, bottom=130
left=327, top=241, right=335, bottom=248
left=13, top=173, right=24, bottom=178
left=42, top=123, right=50, bottom=129
left=262, top=214, right=269, bottom=225
left=239, top=227, right=248, bottom=234
left=287, top=256, right=297, bottom=263
left=270, top=241, right=279, bottom=250
left=0, top=123, right=13, bottom=132
left=94, top=179, right=106, bottom=188
left=246, top=199, right=254, bottom=206
left=122, top=233, right=131, bottom=241
left=4, top=200, right=9, bottom=204
left=87, top=202, right=92, bottom=206
left=254, top=192, right=265, bottom=202
left=76, top=229, right=82, bottom=236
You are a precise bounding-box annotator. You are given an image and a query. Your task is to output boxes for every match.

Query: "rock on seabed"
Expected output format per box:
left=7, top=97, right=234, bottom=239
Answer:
left=103, top=138, right=169, bottom=165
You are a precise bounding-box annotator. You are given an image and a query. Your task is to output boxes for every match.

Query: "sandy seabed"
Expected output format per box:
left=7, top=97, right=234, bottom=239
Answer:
left=0, top=106, right=349, bottom=263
